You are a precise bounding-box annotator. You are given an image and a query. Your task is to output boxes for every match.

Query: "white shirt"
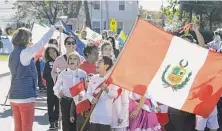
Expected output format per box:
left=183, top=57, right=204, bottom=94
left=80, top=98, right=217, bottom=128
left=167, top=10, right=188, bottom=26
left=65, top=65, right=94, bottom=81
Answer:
left=111, top=89, right=129, bottom=128
left=20, top=27, right=56, bottom=66
left=53, top=68, right=87, bottom=98
left=10, top=27, right=56, bottom=104
left=86, top=74, right=118, bottom=125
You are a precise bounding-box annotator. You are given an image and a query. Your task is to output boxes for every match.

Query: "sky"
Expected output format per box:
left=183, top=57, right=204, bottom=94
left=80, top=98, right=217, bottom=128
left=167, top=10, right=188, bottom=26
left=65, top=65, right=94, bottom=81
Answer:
left=139, top=0, right=169, bottom=11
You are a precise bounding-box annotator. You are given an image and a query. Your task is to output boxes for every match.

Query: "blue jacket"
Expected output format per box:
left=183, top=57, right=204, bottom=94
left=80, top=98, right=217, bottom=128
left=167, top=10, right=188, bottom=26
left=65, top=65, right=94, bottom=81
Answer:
left=8, top=47, right=38, bottom=99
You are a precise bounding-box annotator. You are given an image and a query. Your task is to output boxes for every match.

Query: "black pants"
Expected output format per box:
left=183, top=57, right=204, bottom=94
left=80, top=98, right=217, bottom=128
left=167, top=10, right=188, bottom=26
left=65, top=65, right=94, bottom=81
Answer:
left=36, top=59, right=45, bottom=89
left=47, top=89, right=59, bottom=123
left=89, top=123, right=111, bottom=131
left=164, top=107, right=195, bottom=131
left=61, top=97, right=76, bottom=131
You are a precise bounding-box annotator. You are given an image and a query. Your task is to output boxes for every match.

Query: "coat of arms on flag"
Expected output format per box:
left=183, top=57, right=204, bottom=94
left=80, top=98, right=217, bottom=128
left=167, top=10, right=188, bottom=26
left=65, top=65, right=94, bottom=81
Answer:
left=162, top=59, right=192, bottom=91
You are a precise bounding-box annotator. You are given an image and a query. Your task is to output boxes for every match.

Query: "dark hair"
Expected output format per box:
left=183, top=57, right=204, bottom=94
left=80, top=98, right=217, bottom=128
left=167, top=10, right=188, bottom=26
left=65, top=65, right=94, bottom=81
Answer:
left=83, top=44, right=98, bottom=57
left=102, top=56, right=113, bottom=71
left=108, top=36, right=116, bottom=49
left=49, top=39, right=58, bottom=45
left=215, top=32, right=219, bottom=35
left=44, top=45, right=59, bottom=62
left=64, top=36, right=76, bottom=45
left=101, top=41, right=112, bottom=52
left=180, top=34, right=194, bottom=43
left=102, top=31, right=108, bottom=39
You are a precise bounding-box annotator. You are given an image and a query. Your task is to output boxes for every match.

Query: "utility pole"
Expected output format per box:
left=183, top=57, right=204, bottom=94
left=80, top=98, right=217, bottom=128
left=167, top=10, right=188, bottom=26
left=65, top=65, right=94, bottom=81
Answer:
left=105, top=0, right=109, bottom=30
left=100, top=0, right=103, bottom=33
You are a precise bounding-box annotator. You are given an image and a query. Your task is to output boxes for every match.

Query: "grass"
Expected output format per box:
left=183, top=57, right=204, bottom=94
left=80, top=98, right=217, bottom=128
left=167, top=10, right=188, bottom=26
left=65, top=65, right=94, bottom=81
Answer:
left=0, top=54, right=9, bottom=61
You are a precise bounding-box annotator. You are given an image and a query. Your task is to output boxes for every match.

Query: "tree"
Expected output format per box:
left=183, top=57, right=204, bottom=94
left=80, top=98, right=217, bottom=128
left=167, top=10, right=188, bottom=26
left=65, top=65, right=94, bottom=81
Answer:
left=163, top=0, right=179, bottom=23
left=179, top=1, right=222, bottom=31
left=15, top=1, right=82, bottom=25
left=84, top=0, right=91, bottom=28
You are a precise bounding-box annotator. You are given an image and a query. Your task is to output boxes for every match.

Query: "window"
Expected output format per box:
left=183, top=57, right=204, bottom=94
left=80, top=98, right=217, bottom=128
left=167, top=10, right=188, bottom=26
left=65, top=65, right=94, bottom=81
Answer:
left=117, top=22, right=123, bottom=34
left=119, top=0, right=125, bottom=10
left=93, top=1, right=100, bottom=10
left=92, top=21, right=100, bottom=33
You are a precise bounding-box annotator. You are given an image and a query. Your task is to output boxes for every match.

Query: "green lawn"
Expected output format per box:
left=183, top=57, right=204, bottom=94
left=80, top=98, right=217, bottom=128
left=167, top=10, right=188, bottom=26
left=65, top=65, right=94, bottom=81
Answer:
left=0, top=54, right=9, bottom=61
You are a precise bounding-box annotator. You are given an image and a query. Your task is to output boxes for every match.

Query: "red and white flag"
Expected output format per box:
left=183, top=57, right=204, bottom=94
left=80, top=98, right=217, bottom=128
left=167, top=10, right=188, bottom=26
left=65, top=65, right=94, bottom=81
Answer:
left=108, top=19, right=222, bottom=117
left=69, top=80, right=91, bottom=114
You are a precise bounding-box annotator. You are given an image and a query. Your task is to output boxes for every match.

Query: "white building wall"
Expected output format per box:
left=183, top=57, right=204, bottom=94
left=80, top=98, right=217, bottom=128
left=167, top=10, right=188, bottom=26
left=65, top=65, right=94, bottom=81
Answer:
left=88, top=0, right=139, bottom=35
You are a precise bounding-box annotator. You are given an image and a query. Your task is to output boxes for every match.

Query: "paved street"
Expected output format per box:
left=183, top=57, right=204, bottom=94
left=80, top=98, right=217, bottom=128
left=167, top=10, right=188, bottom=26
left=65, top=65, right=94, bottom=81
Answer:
left=0, top=75, right=59, bottom=131
left=0, top=61, right=9, bottom=77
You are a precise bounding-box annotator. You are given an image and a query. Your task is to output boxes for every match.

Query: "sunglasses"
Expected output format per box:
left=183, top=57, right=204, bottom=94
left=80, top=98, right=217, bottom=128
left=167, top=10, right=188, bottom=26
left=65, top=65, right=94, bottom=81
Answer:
left=66, top=41, right=76, bottom=45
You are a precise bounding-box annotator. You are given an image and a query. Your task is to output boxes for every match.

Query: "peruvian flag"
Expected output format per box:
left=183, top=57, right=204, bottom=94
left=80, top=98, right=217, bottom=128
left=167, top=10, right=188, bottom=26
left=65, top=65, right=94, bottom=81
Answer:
left=69, top=80, right=91, bottom=114
left=108, top=19, right=222, bottom=117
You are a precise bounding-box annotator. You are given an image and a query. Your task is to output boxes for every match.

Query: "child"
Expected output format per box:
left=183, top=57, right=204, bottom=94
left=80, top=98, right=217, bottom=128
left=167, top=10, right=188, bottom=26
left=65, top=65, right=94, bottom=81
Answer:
left=53, top=52, right=87, bottom=131
left=70, top=73, right=94, bottom=131
left=80, top=44, right=99, bottom=74
left=128, top=92, right=161, bottom=131
left=111, top=89, right=129, bottom=131
left=100, top=41, right=115, bottom=61
left=107, top=36, right=120, bottom=59
left=86, top=56, right=119, bottom=131
left=43, top=45, right=60, bottom=129
left=195, top=106, right=219, bottom=131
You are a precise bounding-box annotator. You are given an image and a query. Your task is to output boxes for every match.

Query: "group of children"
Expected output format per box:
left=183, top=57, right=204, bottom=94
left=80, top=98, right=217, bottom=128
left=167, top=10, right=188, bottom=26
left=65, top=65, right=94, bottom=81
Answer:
left=40, top=27, right=221, bottom=131
left=40, top=30, right=163, bottom=131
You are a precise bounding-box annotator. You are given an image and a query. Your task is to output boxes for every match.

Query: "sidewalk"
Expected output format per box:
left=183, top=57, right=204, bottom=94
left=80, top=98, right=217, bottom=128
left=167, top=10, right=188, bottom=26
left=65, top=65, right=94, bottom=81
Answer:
left=0, top=61, right=10, bottom=78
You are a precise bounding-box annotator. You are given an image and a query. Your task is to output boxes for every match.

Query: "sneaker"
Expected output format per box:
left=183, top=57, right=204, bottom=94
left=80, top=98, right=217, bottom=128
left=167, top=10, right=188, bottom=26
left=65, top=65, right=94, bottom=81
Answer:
left=54, top=121, right=58, bottom=128
left=49, top=122, right=56, bottom=130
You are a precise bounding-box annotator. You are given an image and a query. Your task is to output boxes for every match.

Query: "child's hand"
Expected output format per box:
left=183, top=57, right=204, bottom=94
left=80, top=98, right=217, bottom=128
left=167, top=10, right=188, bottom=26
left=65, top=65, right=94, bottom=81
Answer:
left=58, top=91, right=63, bottom=97
left=101, top=83, right=109, bottom=93
left=78, top=94, right=83, bottom=101
left=70, top=117, right=75, bottom=123
left=92, top=98, right=98, bottom=104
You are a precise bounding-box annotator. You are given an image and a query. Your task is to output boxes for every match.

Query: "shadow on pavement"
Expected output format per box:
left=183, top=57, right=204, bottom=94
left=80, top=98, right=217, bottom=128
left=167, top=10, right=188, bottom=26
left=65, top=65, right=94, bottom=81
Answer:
left=0, top=108, right=12, bottom=118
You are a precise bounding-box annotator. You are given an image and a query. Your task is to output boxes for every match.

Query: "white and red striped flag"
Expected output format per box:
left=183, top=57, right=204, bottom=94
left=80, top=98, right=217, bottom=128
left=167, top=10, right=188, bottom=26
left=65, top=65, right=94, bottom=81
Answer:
left=69, top=80, right=91, bottom=114
left=108, top=19, right=222, bottom=117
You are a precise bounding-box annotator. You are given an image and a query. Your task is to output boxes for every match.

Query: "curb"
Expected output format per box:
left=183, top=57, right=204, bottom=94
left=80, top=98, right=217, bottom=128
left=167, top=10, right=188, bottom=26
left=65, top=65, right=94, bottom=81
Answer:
left=0, top=72, right=10, bottom=78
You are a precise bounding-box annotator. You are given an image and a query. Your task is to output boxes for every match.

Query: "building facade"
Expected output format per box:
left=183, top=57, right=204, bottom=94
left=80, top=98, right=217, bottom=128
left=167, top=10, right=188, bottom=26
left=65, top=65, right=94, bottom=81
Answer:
left=88, top=0, right=139, bottom=35
left=48, top=1, right=139, bottom=35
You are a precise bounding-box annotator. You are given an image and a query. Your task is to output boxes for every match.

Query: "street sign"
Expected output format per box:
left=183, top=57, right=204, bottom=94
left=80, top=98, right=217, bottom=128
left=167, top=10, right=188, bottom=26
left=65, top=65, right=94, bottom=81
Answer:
left=109, top=18, right=117, bottom=32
